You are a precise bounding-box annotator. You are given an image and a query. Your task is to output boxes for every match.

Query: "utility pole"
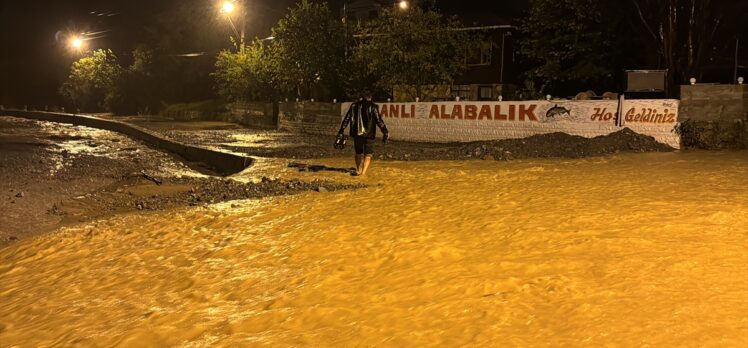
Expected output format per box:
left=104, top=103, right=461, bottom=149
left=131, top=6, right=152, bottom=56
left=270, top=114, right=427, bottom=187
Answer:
left=734, top=38, right=740, bottom=83
left=343, top=3, right=348, bottom=58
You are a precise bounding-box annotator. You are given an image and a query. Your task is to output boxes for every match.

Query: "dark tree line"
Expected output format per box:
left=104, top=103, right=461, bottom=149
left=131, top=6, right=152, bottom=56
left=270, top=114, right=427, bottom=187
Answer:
left=520, top=0, right=748, bottom=97
left=59, top=0, right=748, bottom=112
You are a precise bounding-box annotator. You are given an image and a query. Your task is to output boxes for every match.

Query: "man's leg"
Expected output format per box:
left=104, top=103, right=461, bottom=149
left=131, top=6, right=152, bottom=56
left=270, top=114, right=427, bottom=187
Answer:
left=359, top=139, right=375, bottom=176
left=355, top=154, right=363, bottom=174
left=353, top=137, right=364, bottom=175
left=360, top=155, right=373, bottom=175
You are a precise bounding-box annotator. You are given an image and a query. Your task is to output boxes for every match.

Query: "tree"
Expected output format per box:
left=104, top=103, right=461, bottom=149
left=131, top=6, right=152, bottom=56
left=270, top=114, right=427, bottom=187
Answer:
left=353, top=7, right=468, bottom=101
left=106, top=46, right=165, bottom=115
left=60, top=49, right=122, bottom=112
left=271, top=0, right=345, bottom=99
left=629, top=0, right=748, bottom=94
left=520, top=0, right=625, bottom=97
left=213, top=39, right=276, bottom=102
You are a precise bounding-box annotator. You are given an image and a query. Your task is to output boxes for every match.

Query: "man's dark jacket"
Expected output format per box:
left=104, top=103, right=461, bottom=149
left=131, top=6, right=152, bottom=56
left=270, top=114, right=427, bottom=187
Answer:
left=338, top=99, right=388, bottom=139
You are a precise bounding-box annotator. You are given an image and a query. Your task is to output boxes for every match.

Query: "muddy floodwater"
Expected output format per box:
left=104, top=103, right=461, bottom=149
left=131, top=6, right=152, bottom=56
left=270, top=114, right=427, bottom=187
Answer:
left=1, top=151, right=747, bottom=346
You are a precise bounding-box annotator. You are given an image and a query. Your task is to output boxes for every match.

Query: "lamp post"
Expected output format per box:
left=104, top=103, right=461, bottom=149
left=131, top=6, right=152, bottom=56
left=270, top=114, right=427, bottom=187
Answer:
left=220, top=1, right=243, bottom=47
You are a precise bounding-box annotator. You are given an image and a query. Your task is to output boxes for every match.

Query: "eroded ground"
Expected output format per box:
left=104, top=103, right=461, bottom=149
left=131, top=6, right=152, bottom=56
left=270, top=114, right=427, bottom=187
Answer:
left=0, top=117, right=360, bottom=245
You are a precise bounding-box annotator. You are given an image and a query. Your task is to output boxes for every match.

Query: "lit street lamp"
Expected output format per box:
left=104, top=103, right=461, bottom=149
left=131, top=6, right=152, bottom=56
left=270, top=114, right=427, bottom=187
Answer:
left=70, top=38, right=82, bottom=49
left=398, top=0, right=409, bottom=10
left=220, top=1, right=235, bottom=14
left=220, top=1, right=242, bottom=46
left=68, top=35, right=85, bottom=53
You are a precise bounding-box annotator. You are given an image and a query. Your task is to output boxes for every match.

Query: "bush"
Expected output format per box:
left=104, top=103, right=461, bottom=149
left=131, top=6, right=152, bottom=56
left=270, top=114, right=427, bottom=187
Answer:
left=676, top=119, right=748, bottom=150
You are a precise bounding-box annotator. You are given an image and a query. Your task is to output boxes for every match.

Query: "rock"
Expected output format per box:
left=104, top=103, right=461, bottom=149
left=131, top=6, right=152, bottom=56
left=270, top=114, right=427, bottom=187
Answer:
left=15, top=192, right=24, bottom=198
left=316, top=186, right=328, bottom=193
left=231, top=203, right=240, bottom=208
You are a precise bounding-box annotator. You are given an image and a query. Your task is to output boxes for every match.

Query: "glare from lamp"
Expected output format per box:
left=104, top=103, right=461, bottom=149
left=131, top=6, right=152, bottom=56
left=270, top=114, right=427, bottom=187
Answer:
left=221, top=1, right=235, bottom=14
left=70, top=37, right=83, bottom=50
left=398, top=1, right=409, bottom=10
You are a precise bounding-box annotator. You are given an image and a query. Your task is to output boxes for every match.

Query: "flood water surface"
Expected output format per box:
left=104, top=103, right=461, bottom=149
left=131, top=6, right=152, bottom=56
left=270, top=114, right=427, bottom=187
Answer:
left=1, top=152, right=747, bottom=346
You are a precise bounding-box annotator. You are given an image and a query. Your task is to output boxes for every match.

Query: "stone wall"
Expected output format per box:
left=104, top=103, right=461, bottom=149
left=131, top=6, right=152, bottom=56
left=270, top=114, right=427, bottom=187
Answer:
left=679, top=85, right=747, bottom=121
left=225, top=102, right=277, bottom=129
left=279, top=102, right=343, bottom=134
left=678, top=85, right=747, bottom=149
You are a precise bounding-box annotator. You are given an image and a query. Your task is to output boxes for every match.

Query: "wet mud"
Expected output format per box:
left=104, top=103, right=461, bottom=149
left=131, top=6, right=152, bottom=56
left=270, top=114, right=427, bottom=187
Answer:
left=119, top=118, right=674, bottom=161
left=0, top=117, right=362, bottom=245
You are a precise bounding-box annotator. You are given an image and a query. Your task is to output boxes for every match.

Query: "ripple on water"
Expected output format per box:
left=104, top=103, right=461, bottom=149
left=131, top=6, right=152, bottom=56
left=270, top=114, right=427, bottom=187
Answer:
left=1, top=152, right=747, bottom=346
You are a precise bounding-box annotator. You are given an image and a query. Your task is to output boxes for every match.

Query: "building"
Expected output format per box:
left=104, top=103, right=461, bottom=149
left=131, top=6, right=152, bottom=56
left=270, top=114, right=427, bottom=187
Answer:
left=449, top=10, right=517, bottom=102
left=341, top=1, right=517, bottom=101
left=342, top=0, right=387, bottom=26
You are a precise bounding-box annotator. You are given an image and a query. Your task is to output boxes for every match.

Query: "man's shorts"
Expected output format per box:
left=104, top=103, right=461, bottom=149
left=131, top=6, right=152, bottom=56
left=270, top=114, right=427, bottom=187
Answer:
left=353, top=136, right=374, bottom=155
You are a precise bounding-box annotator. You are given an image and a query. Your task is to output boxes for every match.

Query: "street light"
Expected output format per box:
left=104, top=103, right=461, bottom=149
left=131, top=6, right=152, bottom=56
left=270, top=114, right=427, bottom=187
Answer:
left=221, top=1, right=235, bottom=14
left=398, top=0, right=409, bottom=10
left=219, top=1, right=242, bottom=46
left=68, top=35, right=85, bottom=53
left=70, top=38, right=82, bottom=49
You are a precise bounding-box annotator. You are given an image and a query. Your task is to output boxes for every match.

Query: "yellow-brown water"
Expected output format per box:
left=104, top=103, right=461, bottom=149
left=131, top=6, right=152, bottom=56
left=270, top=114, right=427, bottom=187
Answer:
left=2, top=152, right=747, bottom=347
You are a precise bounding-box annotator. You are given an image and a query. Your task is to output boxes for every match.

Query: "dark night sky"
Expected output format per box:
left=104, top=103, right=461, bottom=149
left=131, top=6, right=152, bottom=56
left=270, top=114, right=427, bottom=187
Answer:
left=0, top=0, right=528, bottom=106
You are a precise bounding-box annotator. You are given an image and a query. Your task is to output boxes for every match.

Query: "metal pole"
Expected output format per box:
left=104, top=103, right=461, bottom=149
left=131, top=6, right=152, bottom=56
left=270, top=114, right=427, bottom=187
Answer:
left=734, top=38, right=740, bottom=83
left=228, top=17, right=241, bottom=44
left=343, top=3, right=348, bottom=58
left=500, top=32, right=505, bottom=84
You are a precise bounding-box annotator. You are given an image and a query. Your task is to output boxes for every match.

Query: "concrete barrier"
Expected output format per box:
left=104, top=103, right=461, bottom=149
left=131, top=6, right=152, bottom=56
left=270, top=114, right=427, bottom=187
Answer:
left=1, top=110, right=254, bottom=176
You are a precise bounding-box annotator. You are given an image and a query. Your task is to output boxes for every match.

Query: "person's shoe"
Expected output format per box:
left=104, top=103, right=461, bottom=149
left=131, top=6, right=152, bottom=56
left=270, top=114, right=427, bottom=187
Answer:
left=350, top=171, right=360, bottom=176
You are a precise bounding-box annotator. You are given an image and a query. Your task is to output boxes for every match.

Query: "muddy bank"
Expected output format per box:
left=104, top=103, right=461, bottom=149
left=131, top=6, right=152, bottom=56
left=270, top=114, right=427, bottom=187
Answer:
left=254, top=128, right=674, bottom=161
left=0, top=117, right=362, bottom=245
left=58, top=175, right=361, bottom=222
left=117, top=118, right=674, bottom=161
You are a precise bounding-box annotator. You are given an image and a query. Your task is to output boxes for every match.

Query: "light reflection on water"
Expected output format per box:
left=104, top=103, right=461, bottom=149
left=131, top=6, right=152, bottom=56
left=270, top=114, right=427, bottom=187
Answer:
left=1, top=151, right=747, bottom=346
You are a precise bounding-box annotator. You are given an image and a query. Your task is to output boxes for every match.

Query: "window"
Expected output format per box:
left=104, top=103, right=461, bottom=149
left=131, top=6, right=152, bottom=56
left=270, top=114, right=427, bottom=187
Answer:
left=452, top=85, right=471, bottom=100
left=479, top=86, right=493, bottom=100
left=465, top=41, right=492, bottom=66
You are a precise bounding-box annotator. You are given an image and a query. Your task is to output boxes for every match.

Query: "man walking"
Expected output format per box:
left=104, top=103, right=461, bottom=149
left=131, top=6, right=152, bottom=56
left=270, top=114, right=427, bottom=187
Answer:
left=335, top=94, right=388, bottom=176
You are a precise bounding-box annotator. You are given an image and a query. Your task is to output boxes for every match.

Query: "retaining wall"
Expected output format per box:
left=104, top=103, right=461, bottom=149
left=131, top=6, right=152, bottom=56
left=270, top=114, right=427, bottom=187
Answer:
left=1, top=111, right=254, bottom=176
